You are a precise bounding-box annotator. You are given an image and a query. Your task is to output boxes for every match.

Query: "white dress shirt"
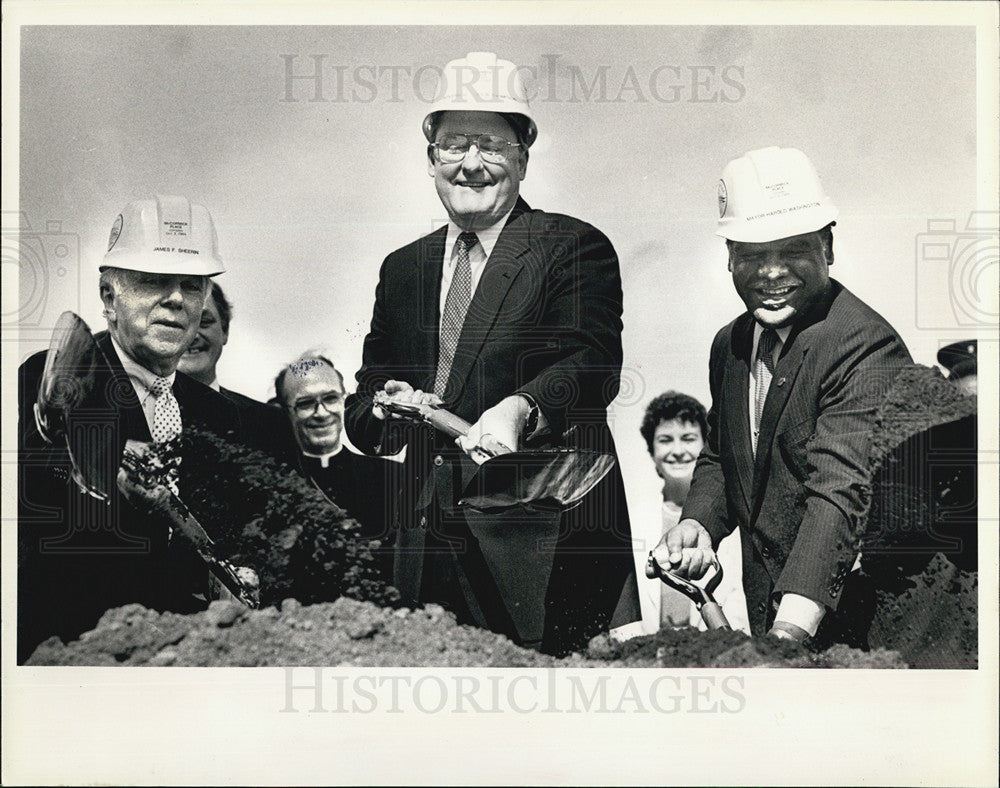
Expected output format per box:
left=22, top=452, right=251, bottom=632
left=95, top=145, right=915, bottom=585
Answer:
left=438, top=207, right=515, bottom=325
left=110, top=335, right=177, bottom=437
left=748, top=322, right=791, bottom=446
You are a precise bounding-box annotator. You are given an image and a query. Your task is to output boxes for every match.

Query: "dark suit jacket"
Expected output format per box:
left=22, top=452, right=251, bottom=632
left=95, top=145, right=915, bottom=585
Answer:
left=682, top=280, right=912, bottom=638
left=17, top=331, right=245, bottom=662
left=345, top=197, right=640, bottom=654
left=219, top=385, right=300, bottom=470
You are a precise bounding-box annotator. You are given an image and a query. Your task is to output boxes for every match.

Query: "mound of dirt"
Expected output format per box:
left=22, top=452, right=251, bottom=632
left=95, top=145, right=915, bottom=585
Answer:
left=27, top=598, right=906, bottom=668
left=26, top=366, right=975, bottom=670
left=862, top=366, right=978, bottom=667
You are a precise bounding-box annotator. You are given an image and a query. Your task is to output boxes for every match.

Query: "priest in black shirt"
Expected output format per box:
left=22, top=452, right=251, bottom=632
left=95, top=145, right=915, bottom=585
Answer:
left=275, top=355, right=397, bottom=541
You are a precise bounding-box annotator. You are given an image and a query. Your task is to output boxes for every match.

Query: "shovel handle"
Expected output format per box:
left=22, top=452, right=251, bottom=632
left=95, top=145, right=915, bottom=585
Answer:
left=699, top=602, right=731, bottom=631
left=374, top=392, right=472, bottom=438
left=422, top=407, right=473, bottom=439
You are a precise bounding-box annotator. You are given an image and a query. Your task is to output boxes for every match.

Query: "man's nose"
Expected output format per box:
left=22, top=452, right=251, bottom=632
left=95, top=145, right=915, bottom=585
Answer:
left=758, top=255, right=787, bottom=278
left=460, top=144, right=486, bottom=173
left=160, top=282, right=185, bottom=307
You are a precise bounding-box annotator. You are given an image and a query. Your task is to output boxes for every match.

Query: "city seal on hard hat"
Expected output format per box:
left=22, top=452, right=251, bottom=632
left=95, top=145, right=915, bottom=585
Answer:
left=100, top=194, right=225, bottom=276
left=716, top=146, right=838, bottom=243
left=107, top=214, right=123, bottom=252
left=422, top=52, right=537, bottom=148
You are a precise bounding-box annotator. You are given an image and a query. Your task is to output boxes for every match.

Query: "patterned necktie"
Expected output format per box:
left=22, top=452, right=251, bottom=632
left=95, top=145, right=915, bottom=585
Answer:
left=433, top=231, right=478, bottom=397
left=149, top=376, right=182, bottom=443
left=753, top=328, right=779, bottom=453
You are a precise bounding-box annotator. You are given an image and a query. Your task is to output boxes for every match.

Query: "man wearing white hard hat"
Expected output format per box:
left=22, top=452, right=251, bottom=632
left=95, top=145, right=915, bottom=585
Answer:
left=17, top=195, right=247, bottom=662
left=650, top=147, right=912, bottom=648
left=345, top=52, right=641, bottom=655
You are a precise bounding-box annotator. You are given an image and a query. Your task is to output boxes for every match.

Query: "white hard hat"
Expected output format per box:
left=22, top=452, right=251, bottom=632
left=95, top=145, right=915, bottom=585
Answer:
left=422, top=52, right=537, bottom=147
left=716, top=147, right=838, bottom=243
left=101, top=194, right=225, bottom=275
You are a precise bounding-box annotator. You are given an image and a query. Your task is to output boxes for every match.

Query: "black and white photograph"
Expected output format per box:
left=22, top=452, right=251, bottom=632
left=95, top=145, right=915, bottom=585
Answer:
left=3, top=1, right=997, bottom=785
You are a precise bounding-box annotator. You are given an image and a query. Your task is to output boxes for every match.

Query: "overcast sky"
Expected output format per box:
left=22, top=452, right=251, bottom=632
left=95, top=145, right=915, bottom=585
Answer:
left=15, top=23, right=985, bottom=557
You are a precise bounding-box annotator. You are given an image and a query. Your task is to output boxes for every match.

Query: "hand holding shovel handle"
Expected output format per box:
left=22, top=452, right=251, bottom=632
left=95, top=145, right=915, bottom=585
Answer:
left=372, top=390, right=615, bottom=513
left=646, top=552, right=731, bottom=631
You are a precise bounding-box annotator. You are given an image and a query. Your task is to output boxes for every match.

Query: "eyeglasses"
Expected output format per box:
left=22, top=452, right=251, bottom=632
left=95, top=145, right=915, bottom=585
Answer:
left=291, top=392, right=343, bottom=418
left=431, top=133, right=522, bottom=164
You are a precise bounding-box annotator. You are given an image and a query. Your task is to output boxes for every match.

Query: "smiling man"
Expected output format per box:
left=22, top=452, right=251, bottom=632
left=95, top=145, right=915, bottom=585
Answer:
left=650, top=147, right=912, bottom=648
left=345, top=52, right=640, bottom=655
left=276, top=355, right=395, bottom=545
left=17, top=195, right=248, bottom=662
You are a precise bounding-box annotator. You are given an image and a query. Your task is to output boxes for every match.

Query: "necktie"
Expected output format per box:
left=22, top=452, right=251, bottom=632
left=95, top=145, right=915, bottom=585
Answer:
left=753, top=328, right=779, bottom=453
left=149, top=376, right=182, bottom=443
left=433, top=231, right=478, bottom=397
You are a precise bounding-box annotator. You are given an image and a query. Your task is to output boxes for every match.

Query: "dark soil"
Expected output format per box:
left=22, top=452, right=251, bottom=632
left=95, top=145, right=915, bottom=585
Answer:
left=27, top=598, right=907, bottom=668
left=28, top=365, right=977, bottom=669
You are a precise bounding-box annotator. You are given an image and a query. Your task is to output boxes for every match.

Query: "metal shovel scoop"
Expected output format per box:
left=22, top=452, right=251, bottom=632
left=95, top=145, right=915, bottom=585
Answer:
left=34, top=311, right=114, bottom=500
left=646, top=552, right=731, bottom=630
left=374, top=393, right=616, bottom=513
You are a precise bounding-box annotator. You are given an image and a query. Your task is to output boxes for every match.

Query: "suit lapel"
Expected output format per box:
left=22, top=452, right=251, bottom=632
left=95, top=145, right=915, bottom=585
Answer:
left=415, top=227, right=447, bottom=390
left=95, top=332, right=151, bottom=442
left=442, top=198, right=532, bottom=401
left=725, top=316, right=755, bottom=512
left=750, top=327, right=810, bottom=498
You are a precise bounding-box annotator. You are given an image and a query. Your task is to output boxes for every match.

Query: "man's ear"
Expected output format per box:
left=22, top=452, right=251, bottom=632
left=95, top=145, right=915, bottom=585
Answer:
left=427, top=145, right=437, bottom=177
left=99, top=282, right=116, bottom=323
left=517, top=149, right=529, bottom=181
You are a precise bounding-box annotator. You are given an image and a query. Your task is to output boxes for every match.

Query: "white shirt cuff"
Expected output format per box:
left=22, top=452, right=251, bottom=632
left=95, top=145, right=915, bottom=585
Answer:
left=774, top=593, right=826, bottom=637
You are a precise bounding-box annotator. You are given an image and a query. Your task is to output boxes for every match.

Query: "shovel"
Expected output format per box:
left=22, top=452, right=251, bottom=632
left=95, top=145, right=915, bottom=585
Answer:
left=646, top=552, right=731, bottom=631
left=118, top=440, right=261, bottom=608
left=34, top=311, right=115, bottom=500
left=373, top=393, right=616, bottom=513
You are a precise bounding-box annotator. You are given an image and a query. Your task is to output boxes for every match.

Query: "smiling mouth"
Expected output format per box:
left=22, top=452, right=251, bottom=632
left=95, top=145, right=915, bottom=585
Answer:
left=457, top=181, right=491, bottom=188
left=757, top=284, right=796, bottom=297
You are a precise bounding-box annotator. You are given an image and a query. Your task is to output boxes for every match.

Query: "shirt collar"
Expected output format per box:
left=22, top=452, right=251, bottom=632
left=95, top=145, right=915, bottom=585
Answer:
left=444, top=204, right=516, bottom=264
left=208, top=379, right=221, bottom=392
left=302, top=445, right=344, bottom=468
left=752, top=321, right=792, bottom=348
left=110, top=334, right=176, bottom=394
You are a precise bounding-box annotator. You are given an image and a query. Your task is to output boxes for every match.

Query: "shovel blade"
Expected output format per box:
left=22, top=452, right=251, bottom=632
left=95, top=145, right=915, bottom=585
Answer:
left=458, top=449, right=616, bottom=513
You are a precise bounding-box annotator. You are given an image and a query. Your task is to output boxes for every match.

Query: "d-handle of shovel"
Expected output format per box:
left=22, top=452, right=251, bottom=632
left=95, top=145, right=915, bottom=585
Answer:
left=645, top=552, right=732, bottom=631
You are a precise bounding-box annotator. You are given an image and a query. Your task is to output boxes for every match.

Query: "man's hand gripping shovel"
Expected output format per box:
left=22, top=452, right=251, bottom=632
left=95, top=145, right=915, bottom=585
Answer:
left=645, top=552, right=732, bottom=631
left=373, top=391, right=616, bottom=513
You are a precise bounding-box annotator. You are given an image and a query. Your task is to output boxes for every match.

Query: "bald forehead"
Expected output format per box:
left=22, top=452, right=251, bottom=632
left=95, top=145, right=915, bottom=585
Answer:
left=281, top=361, right=344, bottom=401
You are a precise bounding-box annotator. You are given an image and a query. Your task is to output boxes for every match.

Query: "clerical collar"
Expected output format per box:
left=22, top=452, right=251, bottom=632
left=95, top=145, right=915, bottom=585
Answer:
left=110, top=334, right=176, bottom=394
left=302, top=445, right=344, bottom=468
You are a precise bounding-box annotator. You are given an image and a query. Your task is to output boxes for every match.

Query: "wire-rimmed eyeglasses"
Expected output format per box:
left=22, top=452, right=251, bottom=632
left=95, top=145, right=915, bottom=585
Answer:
left=430, top=132, right=522, bottom=164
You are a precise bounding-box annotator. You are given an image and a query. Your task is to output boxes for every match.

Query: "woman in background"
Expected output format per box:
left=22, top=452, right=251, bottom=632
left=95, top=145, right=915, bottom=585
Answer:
left=641, top=392, right=749, bottom=633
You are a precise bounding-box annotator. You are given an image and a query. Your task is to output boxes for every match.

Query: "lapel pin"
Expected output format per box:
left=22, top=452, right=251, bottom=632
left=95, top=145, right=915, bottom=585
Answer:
left=776, top=377, right=787, bottom=387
